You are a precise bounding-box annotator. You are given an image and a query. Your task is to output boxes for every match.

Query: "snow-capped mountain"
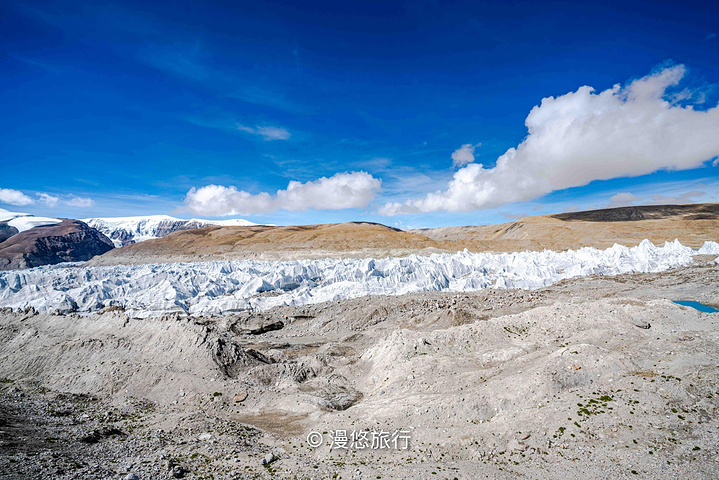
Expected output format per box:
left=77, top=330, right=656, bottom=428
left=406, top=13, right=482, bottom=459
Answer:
left=82, top=215, right=265, bottom=247
left=0, top=208, right=61, bottom=233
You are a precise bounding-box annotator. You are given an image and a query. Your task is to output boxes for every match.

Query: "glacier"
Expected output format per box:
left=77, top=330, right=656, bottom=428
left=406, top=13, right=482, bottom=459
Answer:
left=0, top=239, right=717, bottom=317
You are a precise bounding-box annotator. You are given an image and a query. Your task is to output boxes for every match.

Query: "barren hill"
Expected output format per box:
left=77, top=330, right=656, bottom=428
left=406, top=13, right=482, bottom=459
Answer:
left=413, top=203, right=719, bottom=252
left=89, top=203, right=719, bottom=266
left=90, top=222, right=447, bottom=265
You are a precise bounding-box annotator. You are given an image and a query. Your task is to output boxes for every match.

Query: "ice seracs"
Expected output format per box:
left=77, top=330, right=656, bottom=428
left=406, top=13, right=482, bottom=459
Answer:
left=698, top=242, right=719, bottom=255
left=0, top=239, right=716, bottom=317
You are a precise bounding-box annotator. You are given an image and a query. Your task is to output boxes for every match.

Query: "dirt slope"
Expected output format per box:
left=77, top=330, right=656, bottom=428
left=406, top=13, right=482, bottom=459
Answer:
left=413, top=203, right=719, bottom=251
left=89, top=204, right=719, bottom=266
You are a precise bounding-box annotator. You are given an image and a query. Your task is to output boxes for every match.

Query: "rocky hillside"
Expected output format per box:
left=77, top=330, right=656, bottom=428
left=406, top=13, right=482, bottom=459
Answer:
left=0, top=220, right=114, bottom=271
left=0, top=223, right=18, bottom=243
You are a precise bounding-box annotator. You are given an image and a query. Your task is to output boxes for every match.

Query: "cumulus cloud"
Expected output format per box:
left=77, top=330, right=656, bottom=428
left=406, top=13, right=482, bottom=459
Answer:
left=380, top=65, right=719, bottom=215
left=608, top=192, right=641, bottom=208
left=451, top=143, right=479, bottom=168
left=38, top=193, right=59, bottom=207
left=237, top=125, right=291, bottom=141
left=0, top=188, right=35, bottom=206
left=184, top=171, right=381, bottom=215
left=647, top=191, right=706, bottom=205
left=608, top=190, right=707, bottom=208
left=0, top=189, right=94, bottom=208
left=65, top=196, right=94, bottom=207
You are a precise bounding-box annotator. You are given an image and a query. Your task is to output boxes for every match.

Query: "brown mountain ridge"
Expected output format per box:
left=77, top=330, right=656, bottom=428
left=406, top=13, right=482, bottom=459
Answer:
left=89, top=203, right=719, bottom=266
left=0, top=220, right=114, bottom=271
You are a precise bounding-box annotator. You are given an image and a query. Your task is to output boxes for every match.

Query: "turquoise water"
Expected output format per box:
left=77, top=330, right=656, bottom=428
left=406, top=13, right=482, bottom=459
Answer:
left=673, top=300, right=719, bottom=313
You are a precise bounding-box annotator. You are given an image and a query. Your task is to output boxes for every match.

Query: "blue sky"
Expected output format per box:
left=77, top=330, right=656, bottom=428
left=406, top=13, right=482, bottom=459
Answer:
left=1, top=0, right=718, bottom=227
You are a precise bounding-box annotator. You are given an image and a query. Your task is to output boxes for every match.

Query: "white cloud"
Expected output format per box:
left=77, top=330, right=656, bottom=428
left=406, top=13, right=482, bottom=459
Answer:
left=65, top=196, right=94, bottom=208
left=608, top=190, right=707, bottom=208
left=237, top=124, right=291, bottom=141
left=38, top=193, right=59, bottom=207
left=380, top=65, right=719, bottom=215
left=646, top=190, right=706, bottom=205
left=0, top=188, right=35, bottom=206
left=608, top=192, right=641, bottom=208
left=0, top=189, right=94, bottom=209
left=184, top=171, right=382, bottom=215
left=451, top=143, right=479, bottom=168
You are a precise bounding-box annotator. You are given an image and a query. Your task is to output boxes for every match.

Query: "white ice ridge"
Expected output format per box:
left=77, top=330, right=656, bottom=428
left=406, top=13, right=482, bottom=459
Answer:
left=1, top=239, right=717, bottom=317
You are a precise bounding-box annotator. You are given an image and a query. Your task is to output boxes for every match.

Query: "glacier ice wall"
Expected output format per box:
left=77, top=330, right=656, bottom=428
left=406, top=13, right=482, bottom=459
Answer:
left=0, top=239, right=716, bottom=317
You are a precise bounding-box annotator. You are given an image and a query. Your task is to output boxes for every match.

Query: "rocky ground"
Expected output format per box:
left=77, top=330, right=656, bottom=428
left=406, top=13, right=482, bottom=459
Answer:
left=1, top=257, right=718, bottom=479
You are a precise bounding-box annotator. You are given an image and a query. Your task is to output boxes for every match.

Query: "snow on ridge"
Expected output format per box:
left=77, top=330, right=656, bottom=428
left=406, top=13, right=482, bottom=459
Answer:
left=1, top=209, right=62, bottom=232
left=0, top=239, right=716, bottom=317
left=83, top=215, right=267, bottom=247
left=196, top=218, right=265, bottom=227
left=0, top=208, right=28, bottom=223
left=83, top=214, right=261, bottom=226
left=6, top=216, right=62, bottom=232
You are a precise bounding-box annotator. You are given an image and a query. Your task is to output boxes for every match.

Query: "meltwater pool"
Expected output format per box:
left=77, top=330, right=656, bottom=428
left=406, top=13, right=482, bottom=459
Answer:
left=673, top=300, right=719, bottom=313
